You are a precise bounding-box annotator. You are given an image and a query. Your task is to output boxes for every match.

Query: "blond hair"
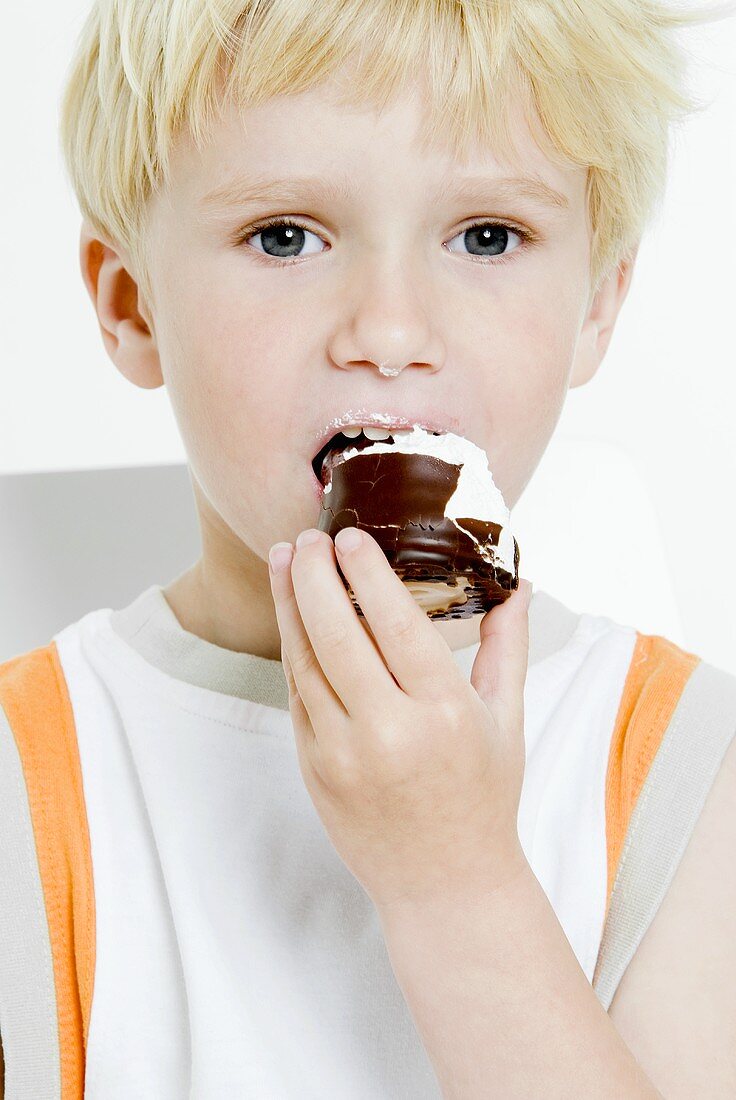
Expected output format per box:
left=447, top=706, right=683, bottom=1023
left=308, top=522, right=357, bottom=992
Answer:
left=59, top=0, right=736, bottom=304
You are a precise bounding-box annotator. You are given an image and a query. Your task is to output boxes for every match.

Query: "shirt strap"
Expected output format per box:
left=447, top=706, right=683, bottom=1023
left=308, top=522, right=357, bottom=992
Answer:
left=593, top=647, right=736, bottom=1009
left=0, top=642, right=94, bottom=1099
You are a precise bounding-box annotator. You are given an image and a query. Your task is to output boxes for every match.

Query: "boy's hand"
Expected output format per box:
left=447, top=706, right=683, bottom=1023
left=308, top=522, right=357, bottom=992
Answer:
left=268, top=526, right=532, bottom=916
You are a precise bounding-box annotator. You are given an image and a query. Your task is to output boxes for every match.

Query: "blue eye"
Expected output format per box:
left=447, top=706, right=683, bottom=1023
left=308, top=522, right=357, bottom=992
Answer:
left=446, top=221, right=527, bottom=260
left=241, top=219, right=325, bottom=261
left=238, top=217, right=533, bottom=266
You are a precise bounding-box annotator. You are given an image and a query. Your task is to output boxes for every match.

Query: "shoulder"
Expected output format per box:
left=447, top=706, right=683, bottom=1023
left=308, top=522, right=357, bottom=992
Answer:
left=607, top=690, right=736, bottom=1095
left=0, top=638, right=72, bottom=726
left=527, top=588, right=634, bottom=669
left=598, top=642, right=736, bottom=1095
left=532, top=594, right=736, bottom=1095
left=529, top=590, right=717, bottom=763
left=0, top=641, right=93, bottom=1098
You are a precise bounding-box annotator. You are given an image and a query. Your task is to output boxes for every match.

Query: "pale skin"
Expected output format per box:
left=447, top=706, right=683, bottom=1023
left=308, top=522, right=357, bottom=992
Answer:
left=78, top=68, right=618, bottom=660
left=31, top=63, right=730, bottom=1100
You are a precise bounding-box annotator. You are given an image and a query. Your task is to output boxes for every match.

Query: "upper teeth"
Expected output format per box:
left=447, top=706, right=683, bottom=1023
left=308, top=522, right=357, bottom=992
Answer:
left=341, top=425, right=413, bottom=440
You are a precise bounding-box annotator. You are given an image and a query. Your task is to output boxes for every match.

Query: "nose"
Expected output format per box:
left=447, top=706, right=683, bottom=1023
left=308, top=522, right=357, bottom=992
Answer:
left=327, top=268, right=445, bottom=378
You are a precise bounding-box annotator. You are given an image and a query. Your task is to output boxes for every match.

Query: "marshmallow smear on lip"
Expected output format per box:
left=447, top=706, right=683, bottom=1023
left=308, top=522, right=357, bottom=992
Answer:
left=321, top=423, right=517, bottom=576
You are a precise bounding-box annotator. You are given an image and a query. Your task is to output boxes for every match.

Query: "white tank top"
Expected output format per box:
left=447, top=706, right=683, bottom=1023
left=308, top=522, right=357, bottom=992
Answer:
left=47, top=584, right=635, bottom=1098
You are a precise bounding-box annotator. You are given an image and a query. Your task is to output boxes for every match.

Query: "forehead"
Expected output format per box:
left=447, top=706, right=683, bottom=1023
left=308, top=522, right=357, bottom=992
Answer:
left=170, top=61, right=585, bottom=208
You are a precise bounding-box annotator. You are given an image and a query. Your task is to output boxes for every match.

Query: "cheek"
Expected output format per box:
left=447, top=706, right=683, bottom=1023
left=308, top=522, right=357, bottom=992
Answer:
left=152, top=278, right=282, bottom=494
left=164, top=258, right=318, bottom=412
left=508, top=297, right=577, bottom=420
left=148, top=262, right=321, bottom=549
left=463, top=278, right=584, bottom=503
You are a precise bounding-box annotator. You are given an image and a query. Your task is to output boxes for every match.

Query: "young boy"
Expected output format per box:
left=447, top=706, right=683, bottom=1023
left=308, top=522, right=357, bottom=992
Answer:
left=1, top=0, right=735, bottom=1096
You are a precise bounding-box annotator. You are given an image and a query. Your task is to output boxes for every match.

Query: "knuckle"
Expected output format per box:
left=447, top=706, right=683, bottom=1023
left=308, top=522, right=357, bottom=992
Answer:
left=384, top=607, right=417, bottom=644
left=320, top=739, right=362, bottom=792
left=289, top=641, right=319, bottom=679
left=434, top=694, right=465, bottom=730
left=361, top=552, right=395, bottom=593
left=315, top=614, right=349, bottom=653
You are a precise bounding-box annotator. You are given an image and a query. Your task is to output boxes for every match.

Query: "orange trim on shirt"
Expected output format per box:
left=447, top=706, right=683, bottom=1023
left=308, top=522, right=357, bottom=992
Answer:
left=603, top=632, right=699, bottom=920
left=0, top=642, right=95, bottom=1100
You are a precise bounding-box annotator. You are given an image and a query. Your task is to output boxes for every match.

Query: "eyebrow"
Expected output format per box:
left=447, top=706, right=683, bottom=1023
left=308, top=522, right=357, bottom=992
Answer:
left=199, top=172, right=570, bottom=212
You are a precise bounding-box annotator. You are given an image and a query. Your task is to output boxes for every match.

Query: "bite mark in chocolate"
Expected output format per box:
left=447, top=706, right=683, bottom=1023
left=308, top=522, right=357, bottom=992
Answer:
left=317, top=448, right=520, bottom=621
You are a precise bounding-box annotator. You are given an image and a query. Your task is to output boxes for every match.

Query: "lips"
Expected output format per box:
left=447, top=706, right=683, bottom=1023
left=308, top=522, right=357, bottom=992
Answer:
left=309, top=409, right=463, bottom=469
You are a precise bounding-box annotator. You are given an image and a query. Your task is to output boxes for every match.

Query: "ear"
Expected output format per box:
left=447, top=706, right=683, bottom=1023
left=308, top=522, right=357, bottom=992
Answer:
left=79, top=220, right=163, bottom=390
left=569, top=245, right=639, bottom=389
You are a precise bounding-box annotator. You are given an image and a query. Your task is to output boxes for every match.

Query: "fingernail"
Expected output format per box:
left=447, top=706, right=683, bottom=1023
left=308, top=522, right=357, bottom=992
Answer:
left=335, top=527, right=362, bottom=554
left=269, top=542, right=293, bottom=573
left=295, top=529, right=321, bottom=551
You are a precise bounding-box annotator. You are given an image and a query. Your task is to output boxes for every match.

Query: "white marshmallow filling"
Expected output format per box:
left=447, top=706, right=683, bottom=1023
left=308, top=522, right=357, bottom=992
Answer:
left=312, top=425, right=517, bottom=575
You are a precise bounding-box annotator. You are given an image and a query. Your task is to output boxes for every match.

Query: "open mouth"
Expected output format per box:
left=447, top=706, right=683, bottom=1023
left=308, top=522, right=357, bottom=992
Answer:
left=311, top=430, right=393, bottom=485
left=311, top=426, right=445, bottom=486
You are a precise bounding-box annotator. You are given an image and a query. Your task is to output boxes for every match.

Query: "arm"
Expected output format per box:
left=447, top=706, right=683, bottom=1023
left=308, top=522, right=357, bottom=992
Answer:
left=379, top=730, right=736, bottom=1100
left=378, top=858, right=664, bottom=1100
left=606, top=727, right=736, bottom=1096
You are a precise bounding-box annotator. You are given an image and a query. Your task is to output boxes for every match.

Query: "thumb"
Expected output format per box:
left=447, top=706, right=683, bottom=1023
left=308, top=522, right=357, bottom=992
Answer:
left=469, top=578, right=533, bottom=721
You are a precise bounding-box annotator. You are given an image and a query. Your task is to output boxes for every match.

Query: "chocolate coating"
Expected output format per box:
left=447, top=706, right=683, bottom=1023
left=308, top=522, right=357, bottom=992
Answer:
left=317, top=448, right=520, bottom=620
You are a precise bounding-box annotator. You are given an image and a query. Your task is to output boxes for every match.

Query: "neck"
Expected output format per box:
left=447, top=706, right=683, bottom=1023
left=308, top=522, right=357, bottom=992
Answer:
left=162, top=555, right=482, bottom=662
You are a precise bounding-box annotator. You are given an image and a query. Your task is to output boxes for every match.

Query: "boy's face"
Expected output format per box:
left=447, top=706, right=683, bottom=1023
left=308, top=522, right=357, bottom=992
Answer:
left=84, top=65, right=634, bottom=656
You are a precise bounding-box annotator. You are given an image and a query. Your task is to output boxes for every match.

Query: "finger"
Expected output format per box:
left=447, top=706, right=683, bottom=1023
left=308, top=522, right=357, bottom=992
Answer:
left=470, top=578, right=532, bottom=721
left=289, top=529, right=400, bottom=716
left=281, top=644, right=297, bottom=697
left=268, top=540, right=346, bottom=734
left=333, top=526, right=468, bottom=701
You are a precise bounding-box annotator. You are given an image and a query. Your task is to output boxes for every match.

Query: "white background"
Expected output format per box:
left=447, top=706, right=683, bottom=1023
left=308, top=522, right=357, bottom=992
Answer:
left=1, top=3, right=734, bottom=672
